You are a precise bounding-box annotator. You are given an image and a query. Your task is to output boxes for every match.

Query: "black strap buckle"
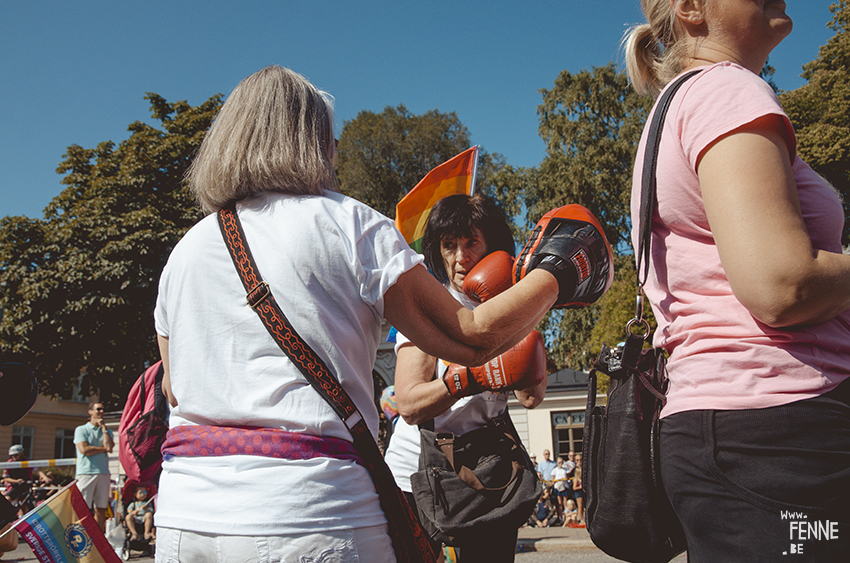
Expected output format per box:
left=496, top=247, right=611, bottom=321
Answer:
left=246, top=281, right=270, bottom=309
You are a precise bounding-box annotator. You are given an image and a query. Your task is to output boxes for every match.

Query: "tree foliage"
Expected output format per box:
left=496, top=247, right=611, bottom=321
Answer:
left=781, top=0, right=850, bottom=245
left=531, top=64, right=653, bottom=250
left=335, top=105, right=506, bottom=219
left=0, top=94, right=220, bottom=407
left=500, top=65, right=653, bottom=372
left=335, top=105, right=472, bottom=218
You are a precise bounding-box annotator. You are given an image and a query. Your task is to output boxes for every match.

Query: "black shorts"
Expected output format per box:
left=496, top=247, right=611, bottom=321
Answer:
left=661, top=379, right=850, bottom=562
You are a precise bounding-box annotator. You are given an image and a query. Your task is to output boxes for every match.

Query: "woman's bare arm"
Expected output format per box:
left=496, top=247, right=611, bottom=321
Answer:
left=157, top=334, right=178, bottom=407
left=383, top=265, right=558, bottom=367
left=699, top=114, right=850, bottom=327
left=393, top=344, right=457, bottom=425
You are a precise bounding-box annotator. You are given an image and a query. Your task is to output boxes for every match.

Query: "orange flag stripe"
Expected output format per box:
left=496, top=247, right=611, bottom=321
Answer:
left=394, top=147, right=478, bottom=246
left=396, top=174, right=471, bottom=240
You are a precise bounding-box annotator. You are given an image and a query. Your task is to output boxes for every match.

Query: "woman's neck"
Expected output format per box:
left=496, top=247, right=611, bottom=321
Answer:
left=682, top=38, right=767, bottom=75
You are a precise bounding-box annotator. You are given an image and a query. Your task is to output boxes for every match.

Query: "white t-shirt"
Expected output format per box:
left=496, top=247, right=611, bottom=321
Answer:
left=384, top=286, right=508, bottom=493
left=154, top=191, right=423, bottom=535
left=552, top=467, right=568, bottom=482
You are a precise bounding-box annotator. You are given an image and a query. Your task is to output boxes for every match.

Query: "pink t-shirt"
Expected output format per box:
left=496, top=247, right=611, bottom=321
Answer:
left=631, top=62, right=850, bottom=417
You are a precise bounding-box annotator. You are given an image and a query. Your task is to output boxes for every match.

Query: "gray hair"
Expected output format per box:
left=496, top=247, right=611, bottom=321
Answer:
left=187, top=65, right=339, bottom=213
left=622, top=0, right=692, bottom=97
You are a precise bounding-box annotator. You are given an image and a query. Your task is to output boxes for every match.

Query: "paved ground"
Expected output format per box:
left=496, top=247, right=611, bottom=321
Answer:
left=1, top=525, right=590, bottom=562
left=517, top=523, right=595, bottom=552
left=2, top=524, right=686, bottom=561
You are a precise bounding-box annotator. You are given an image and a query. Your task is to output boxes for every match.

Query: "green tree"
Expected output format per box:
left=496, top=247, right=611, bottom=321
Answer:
left=335, top=105, right=506, bottom=218
left=532, top=64, right=653, bottom=249
left=0, top=94, right=220, bottom=407
left=781, top=0, right=850, bottom=245
left=502, top=64, right=653, bottom=372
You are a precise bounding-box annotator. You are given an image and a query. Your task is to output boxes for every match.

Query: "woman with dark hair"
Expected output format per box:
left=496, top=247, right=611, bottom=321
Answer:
left=421, top=193, right=515, bottom=284
left=153, top=66, right=576, bottom=562
left=385, top=193, right=547, bottom=563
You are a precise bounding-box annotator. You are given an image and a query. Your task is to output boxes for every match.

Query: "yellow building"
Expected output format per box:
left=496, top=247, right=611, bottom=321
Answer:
left=1, top=393, right=91, bottom=463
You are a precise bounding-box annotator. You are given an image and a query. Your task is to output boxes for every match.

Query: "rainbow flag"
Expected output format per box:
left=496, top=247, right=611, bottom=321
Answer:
left=9, top=481, right=120, bottom=563
left=394, top=146, right=479, bottom=253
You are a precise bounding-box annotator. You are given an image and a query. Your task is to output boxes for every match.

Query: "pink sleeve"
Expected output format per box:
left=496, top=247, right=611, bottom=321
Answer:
left=676, top=64, right=796, bottom=169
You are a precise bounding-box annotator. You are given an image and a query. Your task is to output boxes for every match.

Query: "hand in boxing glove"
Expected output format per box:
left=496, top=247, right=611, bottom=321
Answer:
left=442, top=330, right=546, bottom=399
left=513, top=204, right=614, bottom=309
left=462, top=250, right=515, bottom=303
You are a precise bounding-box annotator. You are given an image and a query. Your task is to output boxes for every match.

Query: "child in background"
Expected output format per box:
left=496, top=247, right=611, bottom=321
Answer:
left=125, top=486, right=155, bottom=541
left=562, top=499, right=578, bottom=526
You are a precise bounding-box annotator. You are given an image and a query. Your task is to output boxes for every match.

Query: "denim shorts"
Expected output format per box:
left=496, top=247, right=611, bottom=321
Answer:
left=661, top=379, right=849, bottom=562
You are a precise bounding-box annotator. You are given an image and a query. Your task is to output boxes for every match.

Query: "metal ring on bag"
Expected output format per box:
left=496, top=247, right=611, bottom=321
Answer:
left=626, top=317, right=650, bottom=339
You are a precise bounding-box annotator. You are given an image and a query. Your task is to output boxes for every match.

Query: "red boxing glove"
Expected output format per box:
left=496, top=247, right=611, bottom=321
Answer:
left=443, top=330, right=547, bottom=398
left=514, top=204, right=614, bottom=309
left=462, top=250, right=515, bottom=303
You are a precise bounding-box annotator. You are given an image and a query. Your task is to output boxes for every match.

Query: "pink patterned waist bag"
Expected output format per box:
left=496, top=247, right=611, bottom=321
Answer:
left=161, top=425, right=364, bottom=467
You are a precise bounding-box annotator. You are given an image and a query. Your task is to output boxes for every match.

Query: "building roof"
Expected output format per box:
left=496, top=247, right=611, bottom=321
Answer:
left=546, top=368, right=591, bottom=393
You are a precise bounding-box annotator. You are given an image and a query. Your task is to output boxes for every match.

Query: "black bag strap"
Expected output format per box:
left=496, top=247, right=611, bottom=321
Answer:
left=139, top=366, right=147, bottom=413
left=217, top=207, right=436, bottom=563
left=609, top=71, right=701, bottom=400
left=636, top=69, right=702, bottom=288
left=627, top=70, right=702, bottom=368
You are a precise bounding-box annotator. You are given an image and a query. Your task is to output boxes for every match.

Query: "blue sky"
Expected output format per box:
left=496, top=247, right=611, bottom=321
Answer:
left=0, top=1, right=837, bottom=219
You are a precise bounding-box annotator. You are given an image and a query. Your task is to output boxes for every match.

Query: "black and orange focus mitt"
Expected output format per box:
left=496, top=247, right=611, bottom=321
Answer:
left=514, top=204, right=614, bottom=309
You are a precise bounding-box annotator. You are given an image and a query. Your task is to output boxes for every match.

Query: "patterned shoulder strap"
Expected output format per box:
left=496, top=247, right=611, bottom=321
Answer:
left=217, top=207, right=436, bottom=563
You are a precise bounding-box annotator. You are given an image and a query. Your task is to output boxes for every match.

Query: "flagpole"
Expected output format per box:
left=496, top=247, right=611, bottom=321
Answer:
left=469, top=145, right=479, bottom=196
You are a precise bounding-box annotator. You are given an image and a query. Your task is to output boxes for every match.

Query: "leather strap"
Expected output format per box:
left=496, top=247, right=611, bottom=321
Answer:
left=636, top=69, right=702, bottom=288
left=217, top=207, right=435, bottom=563
left=436, top=432, right=522, bottom=492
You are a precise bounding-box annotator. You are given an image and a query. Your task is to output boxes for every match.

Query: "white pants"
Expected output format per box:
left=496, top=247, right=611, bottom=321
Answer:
left=75, top=473, right=111, bottom=509
left=154, top=525, right=396, bottom=563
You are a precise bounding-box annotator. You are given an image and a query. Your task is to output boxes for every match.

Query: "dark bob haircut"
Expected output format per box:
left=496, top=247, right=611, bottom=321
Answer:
left=422, top=193, right=515, bottom=284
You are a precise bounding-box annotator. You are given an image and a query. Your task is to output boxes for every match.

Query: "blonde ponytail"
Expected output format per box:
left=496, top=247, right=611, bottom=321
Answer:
left=622, top=0, right=692, bottom=97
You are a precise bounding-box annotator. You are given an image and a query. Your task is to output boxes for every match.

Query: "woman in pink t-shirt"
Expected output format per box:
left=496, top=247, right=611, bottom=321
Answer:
left=623, top=1, right=850, bottom=560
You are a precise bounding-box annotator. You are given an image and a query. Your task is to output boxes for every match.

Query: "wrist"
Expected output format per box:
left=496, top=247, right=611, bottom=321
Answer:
left=536, top=256, right=578, bottom=303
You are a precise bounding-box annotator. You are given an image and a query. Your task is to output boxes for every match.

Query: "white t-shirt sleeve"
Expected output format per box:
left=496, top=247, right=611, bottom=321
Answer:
left=351, top=204, right=422, bottom=317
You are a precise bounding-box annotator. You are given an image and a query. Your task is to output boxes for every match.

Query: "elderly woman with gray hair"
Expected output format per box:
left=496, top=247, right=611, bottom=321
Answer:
left=152, top=65, right=578, bottom=562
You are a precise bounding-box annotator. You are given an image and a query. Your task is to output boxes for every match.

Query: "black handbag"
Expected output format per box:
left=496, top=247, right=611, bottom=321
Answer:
left=411, top=409, right=541, bottom=546
left=583, top=70, right=701, bottom=563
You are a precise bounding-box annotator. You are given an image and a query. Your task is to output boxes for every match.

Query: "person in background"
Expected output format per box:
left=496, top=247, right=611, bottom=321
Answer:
left=74, top=402, right=113, bottom=532
left=571, top=453, right=583, bottom=524
left=563, top=450, right=576, bottom=475
left=562, top=499, right=578, bottom=526
left=527, top=487, right=558, bottom=528
left=536, top=449, right=557, bottom=484
left=3, top=445, right=52, bottom=499
left=623, top=1, right=850, bottom=559
left=550, top=456, right=570, bottom=523
left=153, top=65, right=580, bottom=562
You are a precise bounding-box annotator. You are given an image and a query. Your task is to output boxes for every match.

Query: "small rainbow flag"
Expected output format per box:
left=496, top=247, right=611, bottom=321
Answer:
left=394, top=146, right=479, bottom=253
left=8, top=481, right=121, bottom=563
